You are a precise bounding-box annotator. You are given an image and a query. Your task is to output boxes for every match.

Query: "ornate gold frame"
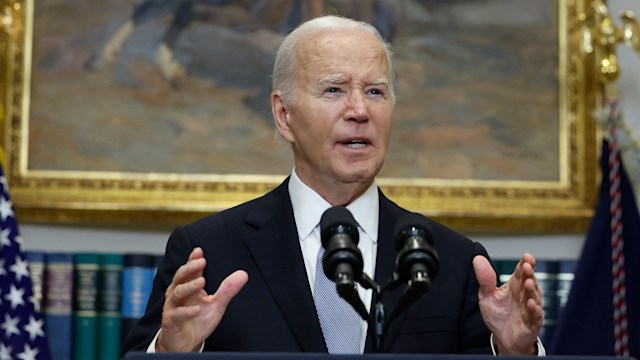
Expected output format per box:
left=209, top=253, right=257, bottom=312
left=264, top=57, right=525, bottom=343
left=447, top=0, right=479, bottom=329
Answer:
left=0, top=0, right=598, bottom=232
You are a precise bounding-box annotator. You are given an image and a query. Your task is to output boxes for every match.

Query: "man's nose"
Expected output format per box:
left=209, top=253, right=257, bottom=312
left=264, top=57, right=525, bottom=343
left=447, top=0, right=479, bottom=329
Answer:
left=345, top=91, right=369, bottom=122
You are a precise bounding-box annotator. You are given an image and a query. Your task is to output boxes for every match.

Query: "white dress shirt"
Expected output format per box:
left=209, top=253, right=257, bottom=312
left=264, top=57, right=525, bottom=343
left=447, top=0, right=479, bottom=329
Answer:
left=288, top=169, right=379, bottom=353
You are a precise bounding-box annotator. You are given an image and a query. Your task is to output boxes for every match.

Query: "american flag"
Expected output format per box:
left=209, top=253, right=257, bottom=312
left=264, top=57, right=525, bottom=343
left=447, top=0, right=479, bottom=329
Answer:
left=0, top=166, right=50, bottom=360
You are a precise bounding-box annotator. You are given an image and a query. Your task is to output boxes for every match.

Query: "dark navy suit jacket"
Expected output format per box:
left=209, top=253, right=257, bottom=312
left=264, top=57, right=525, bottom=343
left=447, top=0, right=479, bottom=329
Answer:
left=121, top=178, right=492, bottom=355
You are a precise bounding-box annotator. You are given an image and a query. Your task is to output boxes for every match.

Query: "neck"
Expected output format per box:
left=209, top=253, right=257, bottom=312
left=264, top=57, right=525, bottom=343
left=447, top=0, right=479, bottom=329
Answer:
left=294, top=169, right=373, bottom=206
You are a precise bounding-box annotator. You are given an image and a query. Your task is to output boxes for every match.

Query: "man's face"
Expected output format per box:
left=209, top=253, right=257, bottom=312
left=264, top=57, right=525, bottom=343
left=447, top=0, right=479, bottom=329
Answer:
left=275, top=29, right=394, bottom=197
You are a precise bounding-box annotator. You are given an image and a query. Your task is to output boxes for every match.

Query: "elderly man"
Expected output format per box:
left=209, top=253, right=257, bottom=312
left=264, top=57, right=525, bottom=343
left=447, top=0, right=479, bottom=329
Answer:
left=121, top=15, right=544, bottom=356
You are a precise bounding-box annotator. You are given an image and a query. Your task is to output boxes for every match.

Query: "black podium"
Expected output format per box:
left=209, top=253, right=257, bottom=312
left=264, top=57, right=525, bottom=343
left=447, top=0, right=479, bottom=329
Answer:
left=124, top=353, right=637, bottom=360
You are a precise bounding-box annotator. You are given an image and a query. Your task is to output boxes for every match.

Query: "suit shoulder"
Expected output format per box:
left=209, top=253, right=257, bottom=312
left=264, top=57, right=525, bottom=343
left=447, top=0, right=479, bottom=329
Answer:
left=182, top=179, right=290, bottom=233
left=427, top=219, right=489, bottom=261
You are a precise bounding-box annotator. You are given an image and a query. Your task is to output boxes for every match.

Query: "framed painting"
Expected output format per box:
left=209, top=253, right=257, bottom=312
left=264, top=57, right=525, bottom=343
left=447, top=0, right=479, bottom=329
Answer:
left=0, top=0, right=599, bottom=232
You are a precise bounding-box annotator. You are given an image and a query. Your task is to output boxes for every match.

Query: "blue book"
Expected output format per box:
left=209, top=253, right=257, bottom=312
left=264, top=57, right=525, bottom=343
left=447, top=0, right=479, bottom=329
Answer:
left=45, top=252, right=74, bottom=360
left=121, top=254, right=157, bottom=345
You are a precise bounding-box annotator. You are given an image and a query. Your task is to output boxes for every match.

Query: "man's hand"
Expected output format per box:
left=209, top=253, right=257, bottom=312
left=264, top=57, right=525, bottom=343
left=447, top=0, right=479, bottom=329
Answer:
left=156, top=247, right=248, bottom=352
left=473, top=253, right=544, bottom=355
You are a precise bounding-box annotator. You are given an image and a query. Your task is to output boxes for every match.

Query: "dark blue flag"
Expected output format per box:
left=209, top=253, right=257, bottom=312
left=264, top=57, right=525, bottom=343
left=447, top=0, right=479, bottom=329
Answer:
left=549, top=139, right=640, bottom=357
left=0, top=165, right=51, bottom=360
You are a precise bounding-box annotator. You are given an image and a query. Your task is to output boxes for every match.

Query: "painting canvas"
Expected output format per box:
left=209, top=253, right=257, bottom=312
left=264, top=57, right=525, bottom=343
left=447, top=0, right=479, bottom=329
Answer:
left=1, top=0, right=597, bottom=231
left=28, top=0, right=559, bottom=181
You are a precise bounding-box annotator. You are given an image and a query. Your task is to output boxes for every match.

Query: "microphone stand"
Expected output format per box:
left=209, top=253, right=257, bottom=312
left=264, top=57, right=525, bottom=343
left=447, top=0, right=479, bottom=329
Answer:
left=338, top=271, right=431, bottom=353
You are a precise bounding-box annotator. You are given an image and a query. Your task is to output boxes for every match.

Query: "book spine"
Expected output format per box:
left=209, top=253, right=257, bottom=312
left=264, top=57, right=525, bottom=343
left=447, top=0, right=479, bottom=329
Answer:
left=121, top=254, right=156, bottom=344
left=74, top=253, right=100, bottom=360
left=25, top=251, right=46, bottom=314
left=45, top=253, right=74, bottom=360
left=98, top=253, right=124, bottom=360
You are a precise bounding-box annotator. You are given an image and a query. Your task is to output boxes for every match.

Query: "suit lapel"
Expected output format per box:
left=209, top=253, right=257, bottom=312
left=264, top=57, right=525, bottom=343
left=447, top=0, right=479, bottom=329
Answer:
left=241, top=182, right=411, bottom=353
left=242, top=180, right=327, bottom=352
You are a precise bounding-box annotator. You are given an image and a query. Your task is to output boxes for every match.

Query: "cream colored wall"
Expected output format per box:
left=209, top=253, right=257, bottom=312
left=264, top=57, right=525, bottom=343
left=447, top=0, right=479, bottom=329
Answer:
left=22, top=0, right=640, bottom=260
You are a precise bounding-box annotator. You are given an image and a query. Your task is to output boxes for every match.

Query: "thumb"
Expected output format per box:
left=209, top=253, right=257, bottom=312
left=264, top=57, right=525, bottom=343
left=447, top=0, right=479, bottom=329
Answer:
left=473, top=255, right=497, bottom=297
left=213, top=270, right=249, bottom=307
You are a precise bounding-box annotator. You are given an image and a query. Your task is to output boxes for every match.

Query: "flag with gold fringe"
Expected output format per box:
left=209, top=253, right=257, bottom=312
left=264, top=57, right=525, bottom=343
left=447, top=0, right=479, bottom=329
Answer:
left=0, top=165, right=51, bottom=360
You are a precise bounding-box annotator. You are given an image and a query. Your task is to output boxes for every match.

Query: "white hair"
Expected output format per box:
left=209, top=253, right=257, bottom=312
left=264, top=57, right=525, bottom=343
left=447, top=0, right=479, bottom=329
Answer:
left=272, top=15, right=396, bottom=106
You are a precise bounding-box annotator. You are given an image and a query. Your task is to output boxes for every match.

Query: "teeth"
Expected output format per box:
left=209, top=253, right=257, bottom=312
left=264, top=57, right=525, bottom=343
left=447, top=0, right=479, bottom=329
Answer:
left=346, top=142, right=366, bottom=149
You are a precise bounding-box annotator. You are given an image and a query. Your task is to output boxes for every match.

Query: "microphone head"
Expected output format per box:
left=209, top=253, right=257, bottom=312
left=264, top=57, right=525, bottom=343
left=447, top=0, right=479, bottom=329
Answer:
left=320, top=206, right=359, bottom=247
left=394, top=212, right=439, bottom=283
left=393, top=212, right=435, bottom=250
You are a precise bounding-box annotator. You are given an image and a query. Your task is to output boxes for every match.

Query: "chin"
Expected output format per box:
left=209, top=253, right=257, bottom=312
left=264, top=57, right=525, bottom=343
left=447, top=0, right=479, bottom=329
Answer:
left=338, top=167, right=381, bottom=185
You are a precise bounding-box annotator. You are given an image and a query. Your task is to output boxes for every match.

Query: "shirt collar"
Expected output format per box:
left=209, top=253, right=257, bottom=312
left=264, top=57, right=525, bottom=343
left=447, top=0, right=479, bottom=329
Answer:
left=288, top=169, right=379, bottom=243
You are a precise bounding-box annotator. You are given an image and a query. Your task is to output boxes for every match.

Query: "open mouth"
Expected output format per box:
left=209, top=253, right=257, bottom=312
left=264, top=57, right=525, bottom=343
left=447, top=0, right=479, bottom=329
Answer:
left=341, top=139, right=369, bottom=149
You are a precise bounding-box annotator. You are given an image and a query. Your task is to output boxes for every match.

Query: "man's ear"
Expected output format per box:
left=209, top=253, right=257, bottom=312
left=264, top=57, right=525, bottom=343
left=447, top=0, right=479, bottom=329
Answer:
left=271, top=91, right=295, bottom=143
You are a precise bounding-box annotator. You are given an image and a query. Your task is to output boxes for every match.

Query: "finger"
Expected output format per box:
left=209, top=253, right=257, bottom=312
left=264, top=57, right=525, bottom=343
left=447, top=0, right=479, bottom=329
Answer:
left=521, top=256, right=537, bottom=280
left=523, top=277, right=542, bottom=307
left=188, top=247, right=205, bottom=261
left=522, top=252, right=536, bottom=267
left=522, top=276, right=544, bottom=326
left=166, top=255, right=207, bottom=296
left=509, top=253, right=536, bottom=293
left=472, top=255, right=497, bottom=298
left=175, top=256, right=207, bottom=285
left=209, top=270, right=249, bottom=309
left=526, top=296, right=545, bottom=326
left=164, top=303, right=202, bottom=325
left=167, top=276, right=206, bottom=307
left=518, top=253, right=537, bottom=279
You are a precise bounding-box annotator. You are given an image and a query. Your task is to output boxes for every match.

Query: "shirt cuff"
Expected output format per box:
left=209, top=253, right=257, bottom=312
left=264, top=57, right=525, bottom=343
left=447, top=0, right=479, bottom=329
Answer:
left=490, top=333, right=546, bottom=356
left=146, top=329, right=205, bottom=353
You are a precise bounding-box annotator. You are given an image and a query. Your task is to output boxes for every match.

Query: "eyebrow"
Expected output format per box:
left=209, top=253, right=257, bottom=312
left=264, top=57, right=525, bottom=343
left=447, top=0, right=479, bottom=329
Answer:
left=368, top=79, right=389, bottom=87
left=319, top=76, right=347, bottom=85
left=319, top=76, right=389, bottom=87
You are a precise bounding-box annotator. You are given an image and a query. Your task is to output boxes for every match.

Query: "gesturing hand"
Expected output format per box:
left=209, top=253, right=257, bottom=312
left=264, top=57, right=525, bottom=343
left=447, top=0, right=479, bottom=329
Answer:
left=156, top=247, right=248, bottom=352
left=472, top=253, right=544, bottom=355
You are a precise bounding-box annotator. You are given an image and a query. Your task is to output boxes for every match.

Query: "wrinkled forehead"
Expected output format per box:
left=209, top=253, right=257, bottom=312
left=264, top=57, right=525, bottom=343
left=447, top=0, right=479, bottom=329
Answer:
left=294, top=29, right=389, bottom=77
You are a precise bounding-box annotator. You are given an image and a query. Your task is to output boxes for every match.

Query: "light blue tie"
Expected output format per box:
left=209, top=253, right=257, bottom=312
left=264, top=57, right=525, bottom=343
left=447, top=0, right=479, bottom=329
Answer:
left=314, top=247, right=362, bottom=354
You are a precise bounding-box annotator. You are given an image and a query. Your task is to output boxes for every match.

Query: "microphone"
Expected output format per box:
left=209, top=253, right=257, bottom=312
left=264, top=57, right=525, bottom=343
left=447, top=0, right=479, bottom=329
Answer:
left=320, top=206, right=363, bottom=288
left=386, top=213, right=439, bottom=326
left=394, top=213, right=439, bottom=294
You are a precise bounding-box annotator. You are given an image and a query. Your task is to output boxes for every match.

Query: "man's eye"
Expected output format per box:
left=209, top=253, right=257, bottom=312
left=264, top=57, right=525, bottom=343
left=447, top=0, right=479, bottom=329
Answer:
left=325, top=87, right=340, bottom=93
left=368, top=88, right=385, bottom=96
